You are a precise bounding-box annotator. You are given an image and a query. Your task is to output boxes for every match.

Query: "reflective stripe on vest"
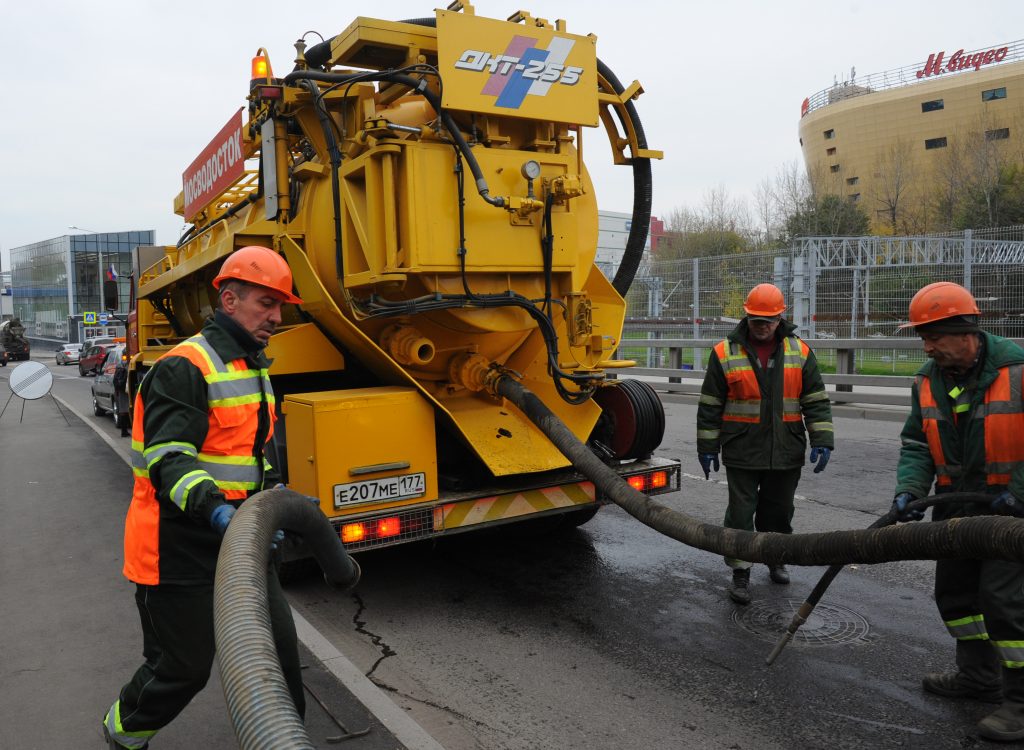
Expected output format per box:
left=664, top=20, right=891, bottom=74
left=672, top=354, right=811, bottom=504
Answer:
left=917, top=364, right=1024, bottom=488
left=123, top=333, right=276, bottom=585
left=945, top=613, right=988, bottom=641
left=992, top=639, right=1024, bottom=668
left=714, top=336, right=808, bottom=424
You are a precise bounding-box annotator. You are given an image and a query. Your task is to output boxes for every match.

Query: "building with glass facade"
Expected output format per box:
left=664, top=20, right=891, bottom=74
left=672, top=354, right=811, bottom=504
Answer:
left=10, top=230, right=155, bottom=346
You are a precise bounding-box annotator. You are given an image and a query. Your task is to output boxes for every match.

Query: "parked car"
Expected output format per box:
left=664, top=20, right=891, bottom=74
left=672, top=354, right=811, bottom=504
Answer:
left=0, top=343, right=7, bottom=367
left=91, top=344, right=130, bottom=429
left=55, top=343, right=83, bottom=365
left=82, top=336, right=115, bottom=350
left=79, top=343, right=115, bottom=376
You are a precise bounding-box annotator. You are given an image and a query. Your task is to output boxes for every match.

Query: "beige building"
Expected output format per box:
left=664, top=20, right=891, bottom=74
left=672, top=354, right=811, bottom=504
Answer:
left=799, top=40, right=1024, bottom=231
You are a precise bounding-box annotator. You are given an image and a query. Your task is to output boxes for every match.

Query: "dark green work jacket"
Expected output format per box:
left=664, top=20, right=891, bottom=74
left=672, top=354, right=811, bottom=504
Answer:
left=896, top=332, right=1024, bottom=519
left=696, top=318, right=834, bottom=470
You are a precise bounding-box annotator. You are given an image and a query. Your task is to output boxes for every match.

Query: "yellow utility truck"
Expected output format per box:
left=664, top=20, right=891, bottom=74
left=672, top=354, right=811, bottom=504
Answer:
left=130, top=2, right=679, bottom=554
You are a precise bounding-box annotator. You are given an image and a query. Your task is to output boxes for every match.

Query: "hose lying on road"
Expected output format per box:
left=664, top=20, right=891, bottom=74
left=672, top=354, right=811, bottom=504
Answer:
left=213, top=488, right=361, bottom=750
left=764, top=492, right=993, bottom=666
left=494, top=375, right=1024, bottom=566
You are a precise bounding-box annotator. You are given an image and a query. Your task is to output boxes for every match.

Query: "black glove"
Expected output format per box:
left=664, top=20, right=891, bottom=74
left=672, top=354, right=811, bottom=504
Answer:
left=698, top=453, right=720, bottom=480
left=992, top=491, right=1024, bottom=518
left=891, top=492, right=923, bottom=522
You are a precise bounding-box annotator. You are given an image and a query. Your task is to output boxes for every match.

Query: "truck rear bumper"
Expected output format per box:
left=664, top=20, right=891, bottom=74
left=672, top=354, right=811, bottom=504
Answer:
left=288, top=457, right=680, bottom=555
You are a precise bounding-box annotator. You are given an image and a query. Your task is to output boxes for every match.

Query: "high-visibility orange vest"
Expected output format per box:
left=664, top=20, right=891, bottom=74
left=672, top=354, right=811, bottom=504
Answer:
left=713, top=336, right=808, bottom=424
left=123, top=334, right=275, bottom=584
left=917, top=364, right=1024, bottom=488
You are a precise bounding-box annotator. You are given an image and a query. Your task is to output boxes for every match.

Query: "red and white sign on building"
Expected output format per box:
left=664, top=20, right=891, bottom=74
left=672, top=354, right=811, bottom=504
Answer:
left=182, top=109, right=245, bottom=222
left=916, top=45, right=1009, bottom=78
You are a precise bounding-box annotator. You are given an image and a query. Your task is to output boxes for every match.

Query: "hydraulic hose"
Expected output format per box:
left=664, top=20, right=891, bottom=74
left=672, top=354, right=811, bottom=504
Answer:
left=493, top=374, right=1024, bottom=566
left=213, top=488, right=361, bottom=750
left=596, top=59, right=653, bottom=298
left=764, top=493, right=994, bottom=666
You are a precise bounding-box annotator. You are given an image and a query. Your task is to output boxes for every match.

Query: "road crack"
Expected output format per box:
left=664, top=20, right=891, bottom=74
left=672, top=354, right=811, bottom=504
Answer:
left=350, top=592, right=396, bottom=679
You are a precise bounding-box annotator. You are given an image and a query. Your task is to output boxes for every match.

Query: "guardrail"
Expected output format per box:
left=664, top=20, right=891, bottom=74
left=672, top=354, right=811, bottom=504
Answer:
left=610, top=338, right=1024, bottom=410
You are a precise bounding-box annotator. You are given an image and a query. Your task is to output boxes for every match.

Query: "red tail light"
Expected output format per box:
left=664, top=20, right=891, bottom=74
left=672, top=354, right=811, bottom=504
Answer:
left=376, top=517, right=401, bottom=538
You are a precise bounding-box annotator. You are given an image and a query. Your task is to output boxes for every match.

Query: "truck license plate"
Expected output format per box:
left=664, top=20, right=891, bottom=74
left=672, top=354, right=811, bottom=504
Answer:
left=334, top=472, right=426, bottom=507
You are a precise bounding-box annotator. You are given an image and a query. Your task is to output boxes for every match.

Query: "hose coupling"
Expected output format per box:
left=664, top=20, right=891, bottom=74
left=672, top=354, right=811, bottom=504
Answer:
left=380, top=325, right=436, bottom=366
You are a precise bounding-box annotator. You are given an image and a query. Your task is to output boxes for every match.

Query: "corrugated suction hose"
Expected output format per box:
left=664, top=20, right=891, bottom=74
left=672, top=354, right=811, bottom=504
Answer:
left=213, top=488, right=361, bottom=750
left=495, top=374, right=1024, bottom=565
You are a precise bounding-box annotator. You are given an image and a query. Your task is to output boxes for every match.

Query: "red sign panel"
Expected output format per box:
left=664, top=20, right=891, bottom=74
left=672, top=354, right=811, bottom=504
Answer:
left=182, top=109, right=245, bottom=222
left=916, top=46, right=1009, bottom=78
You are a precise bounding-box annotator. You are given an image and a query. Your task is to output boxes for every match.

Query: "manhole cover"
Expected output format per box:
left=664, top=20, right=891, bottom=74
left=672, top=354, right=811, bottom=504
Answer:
left=731, top=598, right=871, bottom=646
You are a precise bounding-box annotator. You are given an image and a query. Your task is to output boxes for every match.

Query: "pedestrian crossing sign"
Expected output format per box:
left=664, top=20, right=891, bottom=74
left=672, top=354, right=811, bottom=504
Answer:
left=84, top=312, right=97, bottom=325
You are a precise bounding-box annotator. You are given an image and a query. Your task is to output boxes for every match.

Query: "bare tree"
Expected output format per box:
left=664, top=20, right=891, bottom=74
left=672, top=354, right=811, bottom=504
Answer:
left=872, top=138, right=917, bottom=233
left=660, top=186, right=755, bottom=259
left=773, top=160, right=814, bottom=222
left=751, top=176, right=777, bottom=247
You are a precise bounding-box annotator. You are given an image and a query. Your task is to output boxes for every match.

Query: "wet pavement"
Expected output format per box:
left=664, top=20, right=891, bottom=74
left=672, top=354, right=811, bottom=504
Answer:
left=3, top=356, right=1019, bottom=749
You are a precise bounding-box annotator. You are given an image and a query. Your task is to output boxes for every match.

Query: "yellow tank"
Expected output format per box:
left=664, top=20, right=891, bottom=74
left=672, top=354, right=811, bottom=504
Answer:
left=132, top=4, right=675, bottom=552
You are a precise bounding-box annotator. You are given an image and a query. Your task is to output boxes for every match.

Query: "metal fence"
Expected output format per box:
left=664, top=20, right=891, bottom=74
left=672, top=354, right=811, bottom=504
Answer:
left=620, top=229, right=1024, bottom=376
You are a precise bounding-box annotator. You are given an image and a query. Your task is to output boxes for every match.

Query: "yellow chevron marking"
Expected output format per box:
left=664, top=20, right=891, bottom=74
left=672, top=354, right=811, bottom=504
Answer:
left=439, top=482, right=596, bottom=530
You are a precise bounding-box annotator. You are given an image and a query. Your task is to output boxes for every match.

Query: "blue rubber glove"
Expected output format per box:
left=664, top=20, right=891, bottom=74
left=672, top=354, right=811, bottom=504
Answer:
left=892, top=492, right=923, bottom=522
left=698, top=453, right=720, bottom=480
left=210, top=504, right=236, bottom=536
left=992, top=491, right=1024, bottom=518
left=809, top=447, right=831, bottom=474
left=270, top=528, right=286, bottom=551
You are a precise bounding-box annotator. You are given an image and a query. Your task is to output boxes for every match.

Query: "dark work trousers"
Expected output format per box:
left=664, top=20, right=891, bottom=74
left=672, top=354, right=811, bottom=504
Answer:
left=722, top=466, right=802, bottom=569
left=116, top=565, right=304, bottom=735
left=936, top=557, right=1024, bottom=654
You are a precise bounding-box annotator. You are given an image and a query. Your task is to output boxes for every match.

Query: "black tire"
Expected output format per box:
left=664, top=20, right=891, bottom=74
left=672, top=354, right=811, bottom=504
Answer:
left=92, top=393, right=105, bottom=417
left=79, top=364, right=86, bottom=376
left=112, top=397, right=128, bottom=430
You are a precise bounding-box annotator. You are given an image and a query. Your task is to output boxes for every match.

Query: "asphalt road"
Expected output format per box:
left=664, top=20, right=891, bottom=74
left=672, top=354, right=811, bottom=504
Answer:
left=2, top=354, right=1002, bottom=750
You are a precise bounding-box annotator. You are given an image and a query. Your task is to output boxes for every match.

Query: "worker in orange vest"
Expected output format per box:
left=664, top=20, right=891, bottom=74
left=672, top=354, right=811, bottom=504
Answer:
left=102, top=246, right=307, bottom=749
left=696, top=283, right=834, bottom=605
left=891, top=281, right=1024, bottom=743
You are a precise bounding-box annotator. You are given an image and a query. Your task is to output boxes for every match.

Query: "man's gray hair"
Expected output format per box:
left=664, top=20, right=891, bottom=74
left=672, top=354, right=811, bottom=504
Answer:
left=217, top=279, right=253, bottom=309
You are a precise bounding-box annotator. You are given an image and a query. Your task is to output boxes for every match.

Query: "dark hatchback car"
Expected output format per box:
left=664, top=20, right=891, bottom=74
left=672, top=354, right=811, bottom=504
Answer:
left=79, top=343, right=115, bottom=376
left=91, top=344, right=130, bottom=429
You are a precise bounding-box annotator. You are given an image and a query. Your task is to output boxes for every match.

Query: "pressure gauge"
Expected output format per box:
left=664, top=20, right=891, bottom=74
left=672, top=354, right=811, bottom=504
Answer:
left=520, top=160, right=542, bottom=180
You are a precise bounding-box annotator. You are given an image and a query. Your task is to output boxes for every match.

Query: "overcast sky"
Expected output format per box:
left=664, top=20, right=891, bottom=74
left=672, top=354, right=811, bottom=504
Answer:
left=1, top=0, right=1015, bottom=269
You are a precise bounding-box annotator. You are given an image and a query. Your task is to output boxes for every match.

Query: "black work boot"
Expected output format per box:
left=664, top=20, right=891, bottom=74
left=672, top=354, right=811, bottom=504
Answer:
left=978, top=667, right=1024, bottom=742
left=729, top=568, right=751, bottom=605
left=922, top=639, right=1002, bottom=703
left=768, top=565, right=790, bottom=584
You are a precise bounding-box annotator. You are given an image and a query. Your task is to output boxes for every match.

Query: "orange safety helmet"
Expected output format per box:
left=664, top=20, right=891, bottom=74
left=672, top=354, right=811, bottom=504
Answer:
left=898, top=281, right=979, bottom=330
left=743, top=283, right=786, bottom=317
left=212, top=246, right=303, bottom=305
